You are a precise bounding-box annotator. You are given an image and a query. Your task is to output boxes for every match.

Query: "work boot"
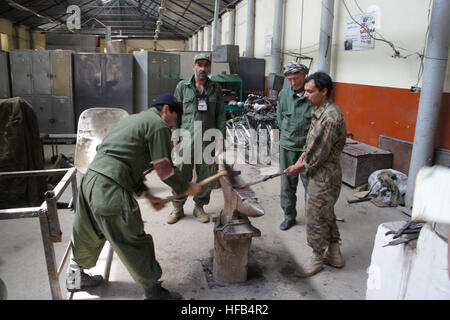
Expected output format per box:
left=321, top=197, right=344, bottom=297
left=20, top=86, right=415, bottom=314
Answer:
left=143, top=281, right=182, bottom=300
left=66, top=269, right=104, bottom=292
left=280, top=218, right=296, bottom=231
left=324, top=243, right=345, bottom=268
left=193, top=204, right=210, bottom=223
left=167, top=201, right=184, bottom=224
left=294, top=251, right=325, bottom=278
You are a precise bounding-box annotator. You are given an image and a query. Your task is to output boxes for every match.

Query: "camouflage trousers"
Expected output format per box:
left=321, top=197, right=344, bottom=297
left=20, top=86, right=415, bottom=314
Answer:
left=306, top=166, right=342, bottom=253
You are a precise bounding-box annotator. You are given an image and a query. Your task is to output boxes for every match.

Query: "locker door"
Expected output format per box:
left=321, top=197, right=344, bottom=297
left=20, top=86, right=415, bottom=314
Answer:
left=52, top=96, right=75, bottom=133
left=73, top=53, right=103, bottom=125
left=10, top=51, right=33, bottom=96
left=32, top=51, right=52, bottom=95
left=0, top=51, right=11, bottom=98
left=52, top=51, right=72, bottom=96
left=148, top=53, right=161, bottom=104
left=104, top=54, right=133, bottom=114
left=33, top=95, right=53, bottom=133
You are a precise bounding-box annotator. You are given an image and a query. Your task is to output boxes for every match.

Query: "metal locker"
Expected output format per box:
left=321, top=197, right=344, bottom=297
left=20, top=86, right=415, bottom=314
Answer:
left=33, top=95, right=53, bottom=133
left=73, top=53, right=103, bottom=124
left=0, top=51, right=11, bottom=98
left=10, top=50, right=33, bottom=96
left=133, top=51, right=180, bottom=113
left=52, top=50, right=72, bottom=96
left=104, top=53, right=133, bottom=114
left=32, top=51, right=52, bottom=95
left=74, top=53, right=133, bottom=127
left=51, top=96, right=74, bottom=133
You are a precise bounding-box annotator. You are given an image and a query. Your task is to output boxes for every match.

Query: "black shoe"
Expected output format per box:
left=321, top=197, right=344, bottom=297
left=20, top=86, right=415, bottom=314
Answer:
left=143, top=282, right=182, bottom=300
left=280, top=219, right=296, bottom=231
left=66, top=269, right=104, bottom=292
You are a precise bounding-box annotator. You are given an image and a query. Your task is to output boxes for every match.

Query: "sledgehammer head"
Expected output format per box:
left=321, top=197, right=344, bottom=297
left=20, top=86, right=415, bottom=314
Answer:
left=223, top=162, right=241, bottom=188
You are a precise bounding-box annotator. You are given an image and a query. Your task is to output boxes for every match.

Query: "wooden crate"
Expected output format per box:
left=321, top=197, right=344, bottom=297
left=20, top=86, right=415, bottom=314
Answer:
left=340, top=139, right=393, bottom=187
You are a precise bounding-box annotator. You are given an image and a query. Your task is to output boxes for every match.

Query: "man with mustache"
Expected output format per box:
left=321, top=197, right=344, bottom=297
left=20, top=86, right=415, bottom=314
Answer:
left=277, top=61, right=313, bottom=231
left=286, top=72, right=347, bottom=278
left=168, top=53, right=226, bottom=224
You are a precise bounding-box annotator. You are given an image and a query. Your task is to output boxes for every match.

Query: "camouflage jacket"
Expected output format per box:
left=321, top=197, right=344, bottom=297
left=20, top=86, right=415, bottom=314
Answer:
left=304, top=101, right=346, bottom=180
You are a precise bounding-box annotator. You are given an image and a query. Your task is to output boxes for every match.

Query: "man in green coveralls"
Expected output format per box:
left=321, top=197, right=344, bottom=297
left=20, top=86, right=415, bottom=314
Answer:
left=167, top=53, right=226, bottom=224
left=286, top=72, right=346, bottom=278
left=277, top=61, right=313, bottom=231
left=66, top=93, right=202, bottom=299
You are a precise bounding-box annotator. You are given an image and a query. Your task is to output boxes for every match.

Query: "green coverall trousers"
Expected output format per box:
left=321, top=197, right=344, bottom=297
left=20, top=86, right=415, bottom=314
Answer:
left=280, top=147, right=307, bottom=221
left=70, top=169, right=162, bottom=288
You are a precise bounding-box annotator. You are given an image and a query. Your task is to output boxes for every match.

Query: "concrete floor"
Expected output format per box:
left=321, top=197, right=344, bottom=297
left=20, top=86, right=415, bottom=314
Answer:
left=0, top=144, right=409, bottom=300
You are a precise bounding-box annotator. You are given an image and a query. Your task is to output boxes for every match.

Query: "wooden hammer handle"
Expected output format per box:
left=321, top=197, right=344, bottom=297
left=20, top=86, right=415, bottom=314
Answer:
left=162, top=171, right=227, bottom=203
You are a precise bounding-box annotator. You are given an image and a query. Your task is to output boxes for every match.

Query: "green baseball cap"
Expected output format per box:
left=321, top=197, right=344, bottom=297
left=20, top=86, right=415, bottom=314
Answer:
left=193, top=53, right=211, bottom=64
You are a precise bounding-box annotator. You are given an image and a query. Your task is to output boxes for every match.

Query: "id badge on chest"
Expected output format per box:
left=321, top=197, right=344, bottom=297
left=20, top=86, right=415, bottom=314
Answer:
left=197, top=94, right=208, bottom=112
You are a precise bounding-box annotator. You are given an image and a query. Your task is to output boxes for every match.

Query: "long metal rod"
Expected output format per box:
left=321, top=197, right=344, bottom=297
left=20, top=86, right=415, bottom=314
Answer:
left=213, top=0, right=220, bottom=50
left=405, top=0, right=450, bottom=208
left=57, top=241, right=73, bottom=277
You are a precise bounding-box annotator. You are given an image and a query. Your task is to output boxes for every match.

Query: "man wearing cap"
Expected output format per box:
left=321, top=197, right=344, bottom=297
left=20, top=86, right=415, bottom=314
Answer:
left=66, top=93, right=202, bottom=299
left=277, top=61, right=313, bottom=231
left=168, top=53, right=226, bottom=224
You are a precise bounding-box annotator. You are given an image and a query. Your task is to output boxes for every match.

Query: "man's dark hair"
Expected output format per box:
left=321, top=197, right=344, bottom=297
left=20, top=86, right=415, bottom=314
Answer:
left=304, top=72, right=334, bottom=98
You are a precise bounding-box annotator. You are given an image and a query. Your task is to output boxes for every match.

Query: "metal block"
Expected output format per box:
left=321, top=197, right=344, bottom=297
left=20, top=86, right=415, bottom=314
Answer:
left=267, top=72, right=284, bottom=91
left=340, top=139, right=393, bottom=187
left=212, top=45, right=239, bottom=63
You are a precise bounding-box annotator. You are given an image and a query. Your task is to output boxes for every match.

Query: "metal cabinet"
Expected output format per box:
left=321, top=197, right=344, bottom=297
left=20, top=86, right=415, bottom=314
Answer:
left=133, top=51, right=180, bottom=113
left=9, top=50, right=75, bottom=133
left=74, top=53, right=133, bottom=125
left=0, top=51, right=11, bottom=98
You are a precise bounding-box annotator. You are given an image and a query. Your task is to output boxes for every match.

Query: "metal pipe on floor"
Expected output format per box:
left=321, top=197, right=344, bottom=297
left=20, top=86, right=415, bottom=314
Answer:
left=405, top=0, right=450, bottom=208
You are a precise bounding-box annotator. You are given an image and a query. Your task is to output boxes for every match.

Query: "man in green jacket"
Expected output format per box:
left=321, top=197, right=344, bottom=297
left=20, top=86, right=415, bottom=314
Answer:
left=66, top=93, right=202, bottom=299
left=168, top=53, right=226, bottom=224
left=277, top=61, right=313, bottom=231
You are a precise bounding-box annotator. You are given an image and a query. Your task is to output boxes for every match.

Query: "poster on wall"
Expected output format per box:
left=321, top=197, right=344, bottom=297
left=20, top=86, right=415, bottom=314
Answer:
left=344, top=12, right=376, bottom=51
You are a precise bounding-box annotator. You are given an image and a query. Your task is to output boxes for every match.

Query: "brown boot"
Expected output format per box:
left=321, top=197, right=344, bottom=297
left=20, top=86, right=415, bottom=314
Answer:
left=193, top=204, right=209, bottom=223
left=324, top=243, right=345, bottom=268
left=295, top=251, right=325, bottom=278
left=167, top=202, right=184, bottom=224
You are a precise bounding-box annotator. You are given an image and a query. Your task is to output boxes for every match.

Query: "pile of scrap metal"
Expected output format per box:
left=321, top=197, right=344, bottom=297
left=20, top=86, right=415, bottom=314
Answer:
left=383, top=220, right=424, bottom=247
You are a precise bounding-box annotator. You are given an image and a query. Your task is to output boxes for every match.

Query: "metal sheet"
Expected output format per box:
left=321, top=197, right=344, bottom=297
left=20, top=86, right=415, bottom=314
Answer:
left=0, top=51, right=11, bottom=98
left=10, top=50, right=33, bottom=96
left=104, top=54, right=133, bottom=114
left=238, top=57, right=265, bottom=96
left=52, top=51, right=72, bottom=96
left=32, top=51, right=52, bottom=95
left=73, top=53, right=103, bottom=124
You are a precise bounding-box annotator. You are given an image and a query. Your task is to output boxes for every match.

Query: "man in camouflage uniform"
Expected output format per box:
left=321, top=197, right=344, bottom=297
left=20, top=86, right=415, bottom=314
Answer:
left=168, top=53, right=226, bottom=224
left=286, top=72, right=346, bottom=278
left=277, top=61, right=313, bottom=231
left=66, top=93, right=202, bottom=299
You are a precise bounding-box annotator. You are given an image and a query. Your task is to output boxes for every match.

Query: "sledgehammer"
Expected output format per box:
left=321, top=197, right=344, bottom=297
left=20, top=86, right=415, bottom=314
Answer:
left=161, top=163, right=241, bottom=204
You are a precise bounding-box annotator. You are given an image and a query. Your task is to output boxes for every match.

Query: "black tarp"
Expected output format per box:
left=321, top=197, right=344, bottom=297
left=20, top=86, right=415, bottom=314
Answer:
left=0, top=97, right=46, bottom=209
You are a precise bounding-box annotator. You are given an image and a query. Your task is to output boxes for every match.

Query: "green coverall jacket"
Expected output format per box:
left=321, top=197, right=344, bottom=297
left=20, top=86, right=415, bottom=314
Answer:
left=71, top=108, right=189, bottom=288
left=277, top=86, right=313, bottom=220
